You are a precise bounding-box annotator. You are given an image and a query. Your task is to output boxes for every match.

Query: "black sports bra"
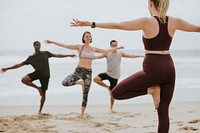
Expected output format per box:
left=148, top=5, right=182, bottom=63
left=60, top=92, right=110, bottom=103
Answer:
left=142, top=16, right=172, bottom=51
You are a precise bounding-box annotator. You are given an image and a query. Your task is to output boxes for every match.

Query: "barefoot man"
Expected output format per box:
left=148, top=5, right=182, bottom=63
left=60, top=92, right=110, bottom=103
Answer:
left=93, top=40, right=144, bottom=112
left=1, top=41, right=76, bottom=114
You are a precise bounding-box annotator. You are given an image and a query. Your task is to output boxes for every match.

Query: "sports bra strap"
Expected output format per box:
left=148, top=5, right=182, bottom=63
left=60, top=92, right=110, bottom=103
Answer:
left=79, top=45, right=95, bottom=59
left=79, top=45, right=84, bottom=57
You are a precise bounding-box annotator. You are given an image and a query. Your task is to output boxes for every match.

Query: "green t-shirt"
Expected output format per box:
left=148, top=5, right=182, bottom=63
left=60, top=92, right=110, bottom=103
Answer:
left=23, top=51, right=53, bottom=77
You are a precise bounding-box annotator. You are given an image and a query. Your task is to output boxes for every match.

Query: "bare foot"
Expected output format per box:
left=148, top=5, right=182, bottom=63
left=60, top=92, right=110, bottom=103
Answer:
left=38, top=111, right=42, bottom=115
left=38, top=112, right=49, bottom=116
left=78, top=113, right=86, bottom=119
left=148, top=86, right=160, bottom=110
left=110, top=109, right=117, bottom=113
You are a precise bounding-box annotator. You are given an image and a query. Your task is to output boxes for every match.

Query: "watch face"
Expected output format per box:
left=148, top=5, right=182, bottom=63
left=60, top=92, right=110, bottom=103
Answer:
left=91, top=22, right=96, bottom=28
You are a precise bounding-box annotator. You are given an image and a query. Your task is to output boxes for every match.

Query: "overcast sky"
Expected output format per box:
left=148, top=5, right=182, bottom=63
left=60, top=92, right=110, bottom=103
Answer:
left=0, top=0, right=200, bottom=51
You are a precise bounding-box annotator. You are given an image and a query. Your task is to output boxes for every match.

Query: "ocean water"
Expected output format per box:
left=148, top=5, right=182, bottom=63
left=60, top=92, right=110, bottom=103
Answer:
left=0, top=0, right=200, bottom=106
left=0, top=50, right=200, bottom=106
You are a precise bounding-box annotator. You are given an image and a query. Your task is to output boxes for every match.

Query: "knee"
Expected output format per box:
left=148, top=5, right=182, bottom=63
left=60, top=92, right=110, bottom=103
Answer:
left=41, top=95, right=46, bottom=102
left=42, top=94, right=46, bottom=99
left=21, top=76, right=31, bottom=85
left=62, top=79, right=71, bottom=86
left=82, top=103, right=87, bottom=107
left=111, top=89, right=120, bottom=100
left=62, top=80, right=68, bottom=86
left=21, top=77, right=27, bottom=84
left=93, top=77, right=100, bottom=83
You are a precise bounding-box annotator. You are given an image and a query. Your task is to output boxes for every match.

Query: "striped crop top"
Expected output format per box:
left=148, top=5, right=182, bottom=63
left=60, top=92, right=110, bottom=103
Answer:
left=79, top=45, right=95, bottom=59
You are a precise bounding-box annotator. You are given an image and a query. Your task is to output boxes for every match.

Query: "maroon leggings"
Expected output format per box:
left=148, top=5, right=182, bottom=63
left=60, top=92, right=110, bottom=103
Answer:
left=112, top=54, right=175, bottom=133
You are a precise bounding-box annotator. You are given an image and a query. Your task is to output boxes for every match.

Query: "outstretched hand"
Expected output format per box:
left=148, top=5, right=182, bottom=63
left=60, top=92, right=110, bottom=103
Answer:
left=117, top=46, right=124, bottom=50
left=45, top=40, right=54, bottom=44
left=1, top=68, right=7, bottom=73
left=70, top=54, right=77, bottom=58
left=70, top=19, right=91, bottom=27
left=111, top=46, right=124, bottom=52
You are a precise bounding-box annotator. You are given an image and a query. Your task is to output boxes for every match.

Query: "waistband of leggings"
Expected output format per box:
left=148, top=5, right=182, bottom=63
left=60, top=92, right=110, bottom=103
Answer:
left=77, top=66, right=92, bottom=72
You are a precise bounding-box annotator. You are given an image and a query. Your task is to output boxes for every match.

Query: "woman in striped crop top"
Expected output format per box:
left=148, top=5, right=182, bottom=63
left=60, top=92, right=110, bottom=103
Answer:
left=70, top=0, right=200, bottom=132
left=46, top=31, right=123, bottom=117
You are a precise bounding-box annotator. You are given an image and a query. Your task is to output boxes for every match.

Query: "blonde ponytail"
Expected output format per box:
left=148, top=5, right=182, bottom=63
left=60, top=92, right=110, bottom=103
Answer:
left=151, top=0, right=169, bottom=23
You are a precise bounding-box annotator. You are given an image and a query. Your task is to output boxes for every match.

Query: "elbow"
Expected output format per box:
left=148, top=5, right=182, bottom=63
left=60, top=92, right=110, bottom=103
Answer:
left=194, top=27, right=200, bottom=32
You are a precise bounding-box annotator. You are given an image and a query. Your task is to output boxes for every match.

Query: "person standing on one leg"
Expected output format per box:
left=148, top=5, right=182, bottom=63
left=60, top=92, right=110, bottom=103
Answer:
left=93, top=40, right=144, bottom=112
left=46, top=31, right=123, bottom=117
left=70, top=0, right=200, bottom=132
left=1, top=41, right=76, bottom=114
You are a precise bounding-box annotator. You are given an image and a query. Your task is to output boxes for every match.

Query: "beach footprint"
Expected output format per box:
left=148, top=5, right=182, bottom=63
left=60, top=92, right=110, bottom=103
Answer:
left=188, top=119, right=200, bottom=124
left=173, top=121, right=184, bottom=126
left=93, top=122, right=104, bottom=127
left=179, top=126, right=199, bottom=131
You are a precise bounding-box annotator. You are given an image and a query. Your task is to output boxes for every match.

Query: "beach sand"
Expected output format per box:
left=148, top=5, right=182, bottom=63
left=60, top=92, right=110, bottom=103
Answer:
left=0, top=101, right=199, bottom=133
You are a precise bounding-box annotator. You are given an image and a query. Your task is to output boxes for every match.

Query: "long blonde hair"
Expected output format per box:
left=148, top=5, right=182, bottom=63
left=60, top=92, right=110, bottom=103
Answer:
left=151, top=0, right=169, bottom=23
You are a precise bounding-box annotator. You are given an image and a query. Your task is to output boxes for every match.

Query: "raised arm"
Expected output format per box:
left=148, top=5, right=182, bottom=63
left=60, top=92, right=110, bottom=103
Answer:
left=46, top=40, right=80, bottom=51
left=121, top=52, right=144, bottom=58
left=93, top=53, right=106, bottom=60
left=172, top=17, right=200, bottom=32
left=70, top=18, right=148, bottom=31
left=94, top=46, right=124, bottom=54
left=1, top=63, right=25, bottom=72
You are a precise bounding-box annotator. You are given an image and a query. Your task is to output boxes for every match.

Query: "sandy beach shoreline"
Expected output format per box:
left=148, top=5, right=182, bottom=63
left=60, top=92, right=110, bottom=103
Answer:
left=0, top=101, right=199, bottom=133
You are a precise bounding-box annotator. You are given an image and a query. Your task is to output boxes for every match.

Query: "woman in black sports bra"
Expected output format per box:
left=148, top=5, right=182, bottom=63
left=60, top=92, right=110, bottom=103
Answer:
left=46, top=31, right=123, bottom=117
left=71, top=0, right=200, bottom=132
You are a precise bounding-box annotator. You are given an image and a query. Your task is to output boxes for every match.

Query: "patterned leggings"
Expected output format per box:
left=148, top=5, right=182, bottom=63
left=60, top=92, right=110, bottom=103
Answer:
left=62, top=66, right=92, bottom=107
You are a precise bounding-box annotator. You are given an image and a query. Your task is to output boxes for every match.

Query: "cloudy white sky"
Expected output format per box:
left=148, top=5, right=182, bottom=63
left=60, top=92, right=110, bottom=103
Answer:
left=0, top=0, right=199, bottom=51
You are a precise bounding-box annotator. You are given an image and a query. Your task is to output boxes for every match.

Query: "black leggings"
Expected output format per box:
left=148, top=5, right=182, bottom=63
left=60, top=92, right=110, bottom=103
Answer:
left=112, top=54, right=175, bottom=133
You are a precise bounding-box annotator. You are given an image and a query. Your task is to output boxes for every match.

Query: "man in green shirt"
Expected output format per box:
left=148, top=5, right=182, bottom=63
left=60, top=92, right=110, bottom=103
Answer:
left=1, top=41, right=76, bottom=114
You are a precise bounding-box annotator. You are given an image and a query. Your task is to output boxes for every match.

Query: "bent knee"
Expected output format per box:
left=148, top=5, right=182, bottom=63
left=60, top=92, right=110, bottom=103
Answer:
left=21, top=76, right=32, bottom=84
left=62, top=79, right=73, bottom=86
left=93, top=76, right=101, bottom=83
left=21, top=78, right=25, bottom=84
left=111, top=90, right=121, bottom=100
left=21, top=77, right=28, bottom=84
left=62, top=80, right=69, bottom=86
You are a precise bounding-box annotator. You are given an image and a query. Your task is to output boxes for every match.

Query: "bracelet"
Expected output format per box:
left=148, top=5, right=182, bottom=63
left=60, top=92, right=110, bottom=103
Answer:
left=91, top=22, right=96, bottom=28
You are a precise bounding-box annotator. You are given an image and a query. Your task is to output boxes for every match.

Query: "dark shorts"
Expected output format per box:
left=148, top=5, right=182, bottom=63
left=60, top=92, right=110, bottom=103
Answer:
left=98, top=73, right=118, bottom=90
left=28, top=71, right=50, bottom=90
